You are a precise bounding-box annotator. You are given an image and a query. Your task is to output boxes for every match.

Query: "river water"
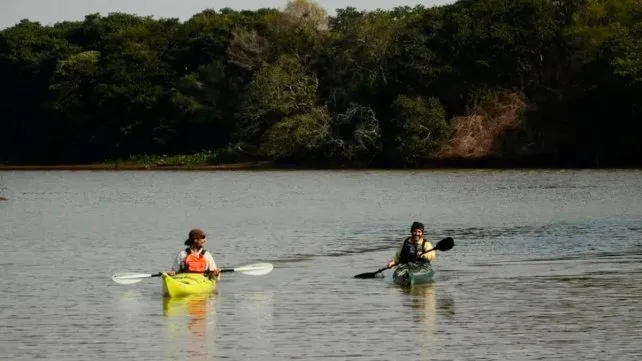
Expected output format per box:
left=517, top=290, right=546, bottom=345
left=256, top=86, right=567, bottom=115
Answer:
left=0, top=169, right=640, bottom=361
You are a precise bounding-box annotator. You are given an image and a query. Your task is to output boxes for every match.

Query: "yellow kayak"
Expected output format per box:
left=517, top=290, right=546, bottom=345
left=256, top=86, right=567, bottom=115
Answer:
left=161, top=273, right=217, bottom=298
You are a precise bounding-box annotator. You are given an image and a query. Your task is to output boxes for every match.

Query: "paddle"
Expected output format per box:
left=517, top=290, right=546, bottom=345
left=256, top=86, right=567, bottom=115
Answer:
left=353, top=237, right=454, bottom=279
left=111, top=262, right=274, bottom=285
left=220, top=262, right=274, bottom=276
left=111, top=272, right=162, bottom=285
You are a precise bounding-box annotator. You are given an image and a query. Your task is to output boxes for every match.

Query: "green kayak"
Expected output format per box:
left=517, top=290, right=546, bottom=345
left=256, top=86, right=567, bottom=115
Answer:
left=392, top=262, right=434, bottom=286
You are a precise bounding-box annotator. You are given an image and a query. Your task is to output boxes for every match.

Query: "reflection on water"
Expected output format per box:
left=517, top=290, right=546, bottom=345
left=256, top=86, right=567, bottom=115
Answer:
left=399, top=285, right=438, bottom=330
left=160, top=291, right=276, bottom=360
left=397, top=285, right=457, bottom=360
left=163, top=295, right=215, bottom=361
left=400, top=285, right=436, bottom=313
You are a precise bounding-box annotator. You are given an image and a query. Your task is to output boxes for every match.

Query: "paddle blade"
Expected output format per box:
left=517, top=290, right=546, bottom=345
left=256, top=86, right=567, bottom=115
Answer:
left=354, top=272, right=379, bottom=279
left=111, top=272, right=159, bottom=285
left=234, top=262, right=274, bottom=276
left=354, top=266, right=388, bottom=279
left=435, top=237, right=454, bottom=251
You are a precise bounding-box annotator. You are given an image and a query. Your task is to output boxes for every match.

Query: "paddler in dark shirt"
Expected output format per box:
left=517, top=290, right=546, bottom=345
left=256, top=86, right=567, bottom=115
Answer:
left=387, top=221, right=436, bottom=268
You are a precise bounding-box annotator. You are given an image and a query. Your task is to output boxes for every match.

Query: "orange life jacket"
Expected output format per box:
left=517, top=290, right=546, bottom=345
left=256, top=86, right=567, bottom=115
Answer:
left=183, top=248, right=208, bottom=273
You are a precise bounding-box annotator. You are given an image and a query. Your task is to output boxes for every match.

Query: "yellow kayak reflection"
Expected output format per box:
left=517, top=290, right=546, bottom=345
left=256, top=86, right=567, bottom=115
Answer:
left=163, top=294, right=216, bottom=361
left=163, top=293, right=211, bottom=318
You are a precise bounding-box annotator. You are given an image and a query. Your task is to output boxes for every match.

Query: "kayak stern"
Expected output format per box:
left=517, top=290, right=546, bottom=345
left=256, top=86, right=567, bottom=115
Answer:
left=161, top=272, right=217, bottom=297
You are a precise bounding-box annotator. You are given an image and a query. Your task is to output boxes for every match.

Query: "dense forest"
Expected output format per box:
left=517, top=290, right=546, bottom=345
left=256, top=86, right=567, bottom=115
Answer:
left=1, top=0, right=641, bottom=168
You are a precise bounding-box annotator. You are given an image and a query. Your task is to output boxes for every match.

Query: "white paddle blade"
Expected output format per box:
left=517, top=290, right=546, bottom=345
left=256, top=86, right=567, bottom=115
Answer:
left=234, top=263, right=274, bottom=276
left=112, top=272, right=154, bottom=285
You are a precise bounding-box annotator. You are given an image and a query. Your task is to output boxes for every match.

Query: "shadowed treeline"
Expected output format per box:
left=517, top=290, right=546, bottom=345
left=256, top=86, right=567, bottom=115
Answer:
left=1, top=0, right=641, bottom=168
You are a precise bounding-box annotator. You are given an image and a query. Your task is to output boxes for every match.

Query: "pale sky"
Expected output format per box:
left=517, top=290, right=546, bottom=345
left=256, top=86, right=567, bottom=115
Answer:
left=0, top=0, right=455, bottom=29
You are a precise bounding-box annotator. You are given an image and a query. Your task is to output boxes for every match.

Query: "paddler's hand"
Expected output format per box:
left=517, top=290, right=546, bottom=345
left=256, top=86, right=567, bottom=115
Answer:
left=168, top=270, right=176, bottom=276
left=212, top=268, right=221, bottom=277
left=387, top=260, right=396, bottom=268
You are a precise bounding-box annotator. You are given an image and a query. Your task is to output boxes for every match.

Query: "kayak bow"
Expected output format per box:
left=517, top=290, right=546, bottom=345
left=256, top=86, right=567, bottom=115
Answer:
left=392, top=262, right=435, bottom=286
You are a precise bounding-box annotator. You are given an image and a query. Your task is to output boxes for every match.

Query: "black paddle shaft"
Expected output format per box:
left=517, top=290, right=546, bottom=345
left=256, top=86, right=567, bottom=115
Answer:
left=354, top=266, right=389, bottom=279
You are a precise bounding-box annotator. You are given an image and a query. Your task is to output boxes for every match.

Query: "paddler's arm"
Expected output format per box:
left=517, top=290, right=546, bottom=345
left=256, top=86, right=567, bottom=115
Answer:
left=205, top=252, right=221, bottom=276
left=168, top=251, right=184, bottom=276
left=418, top=241, right=436, bottom=262
left=387, top=240, right=404, bottom=268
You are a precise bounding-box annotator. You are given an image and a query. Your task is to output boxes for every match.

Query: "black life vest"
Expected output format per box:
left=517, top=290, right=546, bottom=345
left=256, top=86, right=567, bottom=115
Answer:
left=398, top=237, right=427, bottom=264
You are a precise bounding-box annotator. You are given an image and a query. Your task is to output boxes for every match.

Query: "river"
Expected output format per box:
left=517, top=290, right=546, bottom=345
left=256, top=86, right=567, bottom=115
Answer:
left=0, top=169, right=640, bottom=360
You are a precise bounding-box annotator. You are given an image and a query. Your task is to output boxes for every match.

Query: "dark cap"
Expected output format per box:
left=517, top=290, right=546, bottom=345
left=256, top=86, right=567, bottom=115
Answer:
left=184, top=228, right=207, bottom=246
left=410, top=222, right=424, bottom=232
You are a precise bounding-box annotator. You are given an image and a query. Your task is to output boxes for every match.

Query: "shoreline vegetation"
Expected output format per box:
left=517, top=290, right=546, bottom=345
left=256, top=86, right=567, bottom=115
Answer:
left=1, top=0, right=641, bottom=168
left=2, top=156, right=640, bottom=170
left=0, top=162, right=271, bottom=171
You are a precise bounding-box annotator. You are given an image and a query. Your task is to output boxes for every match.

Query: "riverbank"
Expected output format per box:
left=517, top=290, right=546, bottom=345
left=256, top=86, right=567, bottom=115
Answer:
left=0, top=161, right=275, bottom=171
left=1, top=156, right=640, bottom=170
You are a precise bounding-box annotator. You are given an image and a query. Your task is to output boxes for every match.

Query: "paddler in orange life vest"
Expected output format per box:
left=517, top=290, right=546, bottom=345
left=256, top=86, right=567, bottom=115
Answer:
left=387, top=222, right=436, bottom=268
left=168, top=228, right=221, bottom=278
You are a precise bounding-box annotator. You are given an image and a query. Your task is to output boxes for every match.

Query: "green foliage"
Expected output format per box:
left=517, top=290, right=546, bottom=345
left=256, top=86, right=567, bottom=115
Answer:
left=50, top=50, right=100, bottom=107
left=1, top=0, right=641, bottom=167
left=118, top=147, right=244, bottom=166
left=391, top=95, right=449, bottom=164
left=262, top=106, right=332, bottom=158
left=123, top=152, right=215, bottom=166
left=329, top=104, right=382, bottom=165
left=236, top=54, right=319, bottom=146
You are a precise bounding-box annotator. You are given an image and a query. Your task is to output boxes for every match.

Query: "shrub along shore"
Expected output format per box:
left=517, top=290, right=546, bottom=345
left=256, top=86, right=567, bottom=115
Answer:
left=1, top=0, right=641, bottom=168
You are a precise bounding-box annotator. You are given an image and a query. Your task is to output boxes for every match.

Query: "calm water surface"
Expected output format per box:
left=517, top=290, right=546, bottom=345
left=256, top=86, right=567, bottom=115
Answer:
left=0, top=169, right=640, bottom=361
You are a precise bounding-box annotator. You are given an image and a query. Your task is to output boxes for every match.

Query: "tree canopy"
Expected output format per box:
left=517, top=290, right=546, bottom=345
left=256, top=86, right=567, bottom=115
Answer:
left=1, top=0, right=640, bottom=167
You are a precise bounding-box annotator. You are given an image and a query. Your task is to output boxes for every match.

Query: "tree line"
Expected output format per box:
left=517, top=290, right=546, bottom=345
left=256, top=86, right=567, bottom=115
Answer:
left=1, top=0, right=640, bottom=167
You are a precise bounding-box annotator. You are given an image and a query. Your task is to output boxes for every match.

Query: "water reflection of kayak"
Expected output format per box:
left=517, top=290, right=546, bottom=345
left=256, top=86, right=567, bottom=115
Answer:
left=161, top=273, right=217, bottom=298
left=162, top=294, right=212, bottom=361
left=400, top=284, right=437, bottom=314
left=162, top=293, right=211, bottom=317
